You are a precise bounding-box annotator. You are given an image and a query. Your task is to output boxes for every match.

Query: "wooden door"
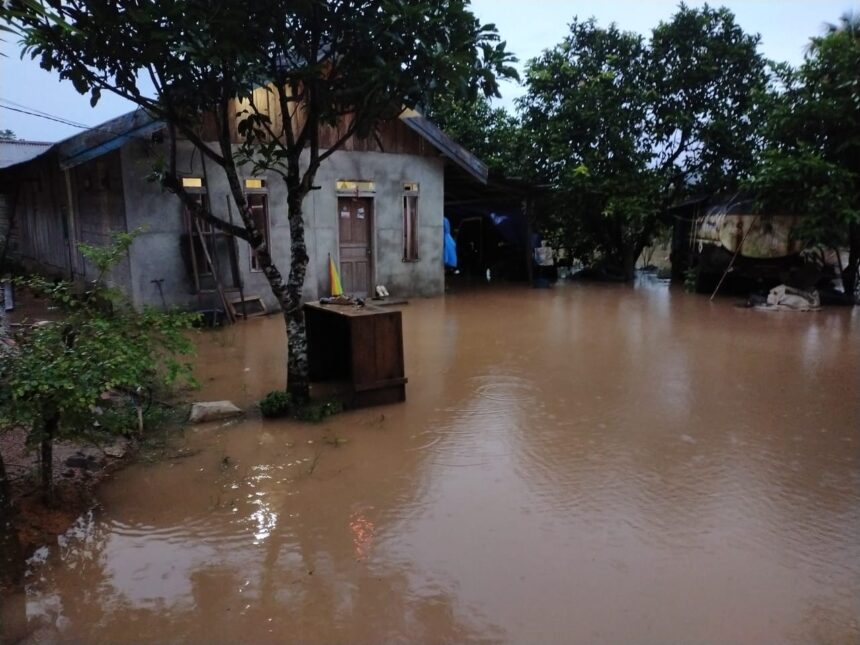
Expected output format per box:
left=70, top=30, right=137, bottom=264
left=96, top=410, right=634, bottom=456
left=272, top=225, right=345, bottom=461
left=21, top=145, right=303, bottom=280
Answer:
left=338, top=197, right=373, bottom=296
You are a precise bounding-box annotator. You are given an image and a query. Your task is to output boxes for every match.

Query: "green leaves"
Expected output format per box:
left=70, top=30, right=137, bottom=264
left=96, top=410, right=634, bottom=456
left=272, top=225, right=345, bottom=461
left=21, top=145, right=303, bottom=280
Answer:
left=424, top=93, right=523, bottom=176
left=0, top=232, right=197, bottom=441
left=517, top=7, right=768, bottom=277
left=745, top=15, right=860, bottom=295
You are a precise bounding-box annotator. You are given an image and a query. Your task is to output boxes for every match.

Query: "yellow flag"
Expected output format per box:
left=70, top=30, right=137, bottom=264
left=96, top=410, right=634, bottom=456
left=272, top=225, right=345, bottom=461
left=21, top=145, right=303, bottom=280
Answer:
left=329, top=255, right=343, bottom=296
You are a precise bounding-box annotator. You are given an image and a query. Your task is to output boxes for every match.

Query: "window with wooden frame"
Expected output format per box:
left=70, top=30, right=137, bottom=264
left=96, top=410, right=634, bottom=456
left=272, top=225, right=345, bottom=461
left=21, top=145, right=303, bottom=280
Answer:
left=245, top=179, right=270, bottom=272
left=403, top=183, right=419, bottom=261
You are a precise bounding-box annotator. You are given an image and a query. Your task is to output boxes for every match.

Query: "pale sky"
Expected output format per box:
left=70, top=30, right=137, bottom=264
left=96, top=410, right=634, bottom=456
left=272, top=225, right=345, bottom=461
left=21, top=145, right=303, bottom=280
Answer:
left=1, top=0, right=857, bottom=142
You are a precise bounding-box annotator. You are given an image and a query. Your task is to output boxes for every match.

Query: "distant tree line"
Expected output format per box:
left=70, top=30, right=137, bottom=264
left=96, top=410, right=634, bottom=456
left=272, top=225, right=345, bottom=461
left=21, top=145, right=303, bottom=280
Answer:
left=429, top=4, right=860, bottom=297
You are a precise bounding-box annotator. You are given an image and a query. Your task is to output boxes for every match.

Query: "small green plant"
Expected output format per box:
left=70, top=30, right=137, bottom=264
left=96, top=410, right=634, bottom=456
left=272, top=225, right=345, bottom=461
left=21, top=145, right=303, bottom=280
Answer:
left=258, top=392, right=343, bottom=423
left=259, top=391, right=292, bottom=418
left=295, top=399, right=343, bottom=423
left=684, top=267, right=698, bottom=292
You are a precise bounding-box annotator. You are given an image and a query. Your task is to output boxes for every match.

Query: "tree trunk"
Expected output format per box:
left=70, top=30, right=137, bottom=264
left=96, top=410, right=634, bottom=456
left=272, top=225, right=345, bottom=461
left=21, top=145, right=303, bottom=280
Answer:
left=0, top=450, right=11, bottom=519
left=0, top=447, right=23, bottom=590
left=621, top=245, right=638, bottom=282
left=208, top=125, right=313, bottom=400
left=285, top=191, right=310, bottom=403
left=842, top=221, right=859, bottom=302
left=40, top=416, right=57, bottom=505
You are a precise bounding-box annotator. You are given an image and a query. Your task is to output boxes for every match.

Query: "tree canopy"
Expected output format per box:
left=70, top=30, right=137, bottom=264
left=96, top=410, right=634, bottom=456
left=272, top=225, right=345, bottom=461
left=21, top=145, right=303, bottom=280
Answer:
left=746, top=13, right=860, bottom=297
left=518, top=4, right=768, bottom=278
left=425, top=94, right=523, bottom=176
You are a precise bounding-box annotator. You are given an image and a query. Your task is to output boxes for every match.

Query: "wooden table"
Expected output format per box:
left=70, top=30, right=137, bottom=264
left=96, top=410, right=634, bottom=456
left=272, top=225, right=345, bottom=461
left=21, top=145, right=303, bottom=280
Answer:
left=304, top=301, right=407, bottom=408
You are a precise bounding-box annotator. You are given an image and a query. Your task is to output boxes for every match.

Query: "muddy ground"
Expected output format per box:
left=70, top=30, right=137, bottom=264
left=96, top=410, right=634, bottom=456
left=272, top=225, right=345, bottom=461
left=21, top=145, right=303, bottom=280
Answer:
left=2, top=280, right=859, bottom=644
left=1, top=428, right=132, bottom=559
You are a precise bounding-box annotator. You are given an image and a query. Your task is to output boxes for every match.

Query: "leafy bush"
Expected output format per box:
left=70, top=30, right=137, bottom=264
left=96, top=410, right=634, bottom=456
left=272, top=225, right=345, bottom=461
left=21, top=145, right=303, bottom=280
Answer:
left=684, top=267, right=699, bottom=293
left=0, top=230, right=197, bottom=501
left=295, top=399, right=343, bottom=423
left=259, top=391, right=292, bottom=418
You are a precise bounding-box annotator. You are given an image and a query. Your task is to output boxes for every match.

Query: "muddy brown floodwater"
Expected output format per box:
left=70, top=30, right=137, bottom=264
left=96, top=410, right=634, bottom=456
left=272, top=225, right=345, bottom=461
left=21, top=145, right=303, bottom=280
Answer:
left=3, top=281, right=859, bottom=644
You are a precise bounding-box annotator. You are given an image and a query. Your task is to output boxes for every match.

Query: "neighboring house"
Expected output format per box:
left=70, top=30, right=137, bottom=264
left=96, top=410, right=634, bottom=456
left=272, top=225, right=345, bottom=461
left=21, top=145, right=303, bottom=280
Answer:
left=0, top=140, right=52, bottom=264
left=0, top=140, right=52, bottom=169
left=668, top=194, right=807, bottom=292
left=0, top=107, right=487, bottom=311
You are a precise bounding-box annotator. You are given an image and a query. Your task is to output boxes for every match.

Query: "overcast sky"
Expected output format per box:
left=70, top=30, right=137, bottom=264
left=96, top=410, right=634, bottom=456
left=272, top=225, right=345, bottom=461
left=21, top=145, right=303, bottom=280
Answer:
left=1, top=0, right=857, bottom=142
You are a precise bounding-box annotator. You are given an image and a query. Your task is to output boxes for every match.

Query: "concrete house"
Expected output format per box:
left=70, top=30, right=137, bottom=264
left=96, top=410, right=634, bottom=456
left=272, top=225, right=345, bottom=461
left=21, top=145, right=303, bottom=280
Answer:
left=0, top=106, right=487, bottom=312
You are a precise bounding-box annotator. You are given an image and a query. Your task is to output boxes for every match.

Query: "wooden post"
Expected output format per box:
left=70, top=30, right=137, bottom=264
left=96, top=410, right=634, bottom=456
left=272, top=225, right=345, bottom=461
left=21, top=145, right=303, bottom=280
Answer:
left=524, top=193, right=535, bottom=285
left=225, top=196, right=247, bottom=320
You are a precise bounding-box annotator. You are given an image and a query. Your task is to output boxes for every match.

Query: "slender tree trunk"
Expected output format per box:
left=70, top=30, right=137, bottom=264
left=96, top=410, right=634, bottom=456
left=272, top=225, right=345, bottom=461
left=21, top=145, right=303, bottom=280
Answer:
left=0, top=447, right=24, bottom=592
left=621, top=244, right=638, bottom=281
left=0, top=450, right=10, bottom=519
left=285, top=191, right=310, bottom=403
left=842, top=221, right=859, bottom=302
left=40, top=416, right=58, bottom=505
left=208, top=119, right=313, bottom=400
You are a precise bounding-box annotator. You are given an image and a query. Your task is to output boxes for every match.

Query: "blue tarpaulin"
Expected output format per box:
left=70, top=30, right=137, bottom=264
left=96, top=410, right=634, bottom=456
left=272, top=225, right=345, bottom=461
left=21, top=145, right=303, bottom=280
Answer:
left=489, top=212, right=527, bottom=246
left=444, top=217, right=457, bottom=268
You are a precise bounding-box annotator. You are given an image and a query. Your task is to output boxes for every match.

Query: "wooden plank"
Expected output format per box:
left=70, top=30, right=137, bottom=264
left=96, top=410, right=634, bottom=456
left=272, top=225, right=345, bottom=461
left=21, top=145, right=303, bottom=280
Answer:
left=227, top=295, right=266, bottom=319
left=354, top=377, right=407, bottom=392
left=373, top=314, right=400, bottom=382
left=349, top=314, right=376, bottom=388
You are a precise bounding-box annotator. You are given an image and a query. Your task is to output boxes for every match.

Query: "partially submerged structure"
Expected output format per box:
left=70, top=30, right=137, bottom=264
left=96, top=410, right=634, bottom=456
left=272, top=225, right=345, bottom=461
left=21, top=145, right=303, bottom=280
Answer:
left=0, top=107, right=488, bottom=311
left=670, top=195, right=806, bottom=292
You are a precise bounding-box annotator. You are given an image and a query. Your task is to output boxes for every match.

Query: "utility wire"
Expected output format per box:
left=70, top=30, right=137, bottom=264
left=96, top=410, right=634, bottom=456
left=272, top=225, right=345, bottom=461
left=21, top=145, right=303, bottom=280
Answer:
left=0, top=98, right=158, bottom=139
left=0, top=103, right=92, bottom=129
left=0, top=97, right=91, bottom=128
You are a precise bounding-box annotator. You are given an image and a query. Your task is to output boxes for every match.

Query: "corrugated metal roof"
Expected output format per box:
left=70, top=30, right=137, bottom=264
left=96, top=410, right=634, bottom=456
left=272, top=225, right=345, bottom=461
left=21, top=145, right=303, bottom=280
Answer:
left=56, top=109, right=162, bottom=169
left=0, top=109, right=164, bottom=172
left=0, top=140, right=52, bottom=169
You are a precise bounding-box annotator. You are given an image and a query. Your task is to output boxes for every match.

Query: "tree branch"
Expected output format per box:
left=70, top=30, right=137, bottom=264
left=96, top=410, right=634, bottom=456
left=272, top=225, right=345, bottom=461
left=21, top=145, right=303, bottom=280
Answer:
left=164, top=125, right=249, bottom=241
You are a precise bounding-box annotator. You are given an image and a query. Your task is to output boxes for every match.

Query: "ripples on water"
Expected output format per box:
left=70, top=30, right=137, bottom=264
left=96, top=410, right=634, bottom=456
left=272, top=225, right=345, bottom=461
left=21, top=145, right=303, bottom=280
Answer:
left=5, top=283, right=860, bottom=644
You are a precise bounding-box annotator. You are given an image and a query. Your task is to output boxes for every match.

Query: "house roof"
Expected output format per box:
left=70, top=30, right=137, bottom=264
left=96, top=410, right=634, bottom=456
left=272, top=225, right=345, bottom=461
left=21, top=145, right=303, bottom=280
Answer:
left=399, top=109, right=487, bottom=184
left=56, top=109, right=163, bottom=170
left=0, top=107, right=488, bottom=183
left=0, top=140, right=53, bottom=169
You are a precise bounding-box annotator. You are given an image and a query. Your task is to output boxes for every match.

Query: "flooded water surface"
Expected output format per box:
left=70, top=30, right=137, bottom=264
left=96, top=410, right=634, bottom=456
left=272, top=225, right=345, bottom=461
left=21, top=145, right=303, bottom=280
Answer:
left=6, top=283, right=860, bottom=643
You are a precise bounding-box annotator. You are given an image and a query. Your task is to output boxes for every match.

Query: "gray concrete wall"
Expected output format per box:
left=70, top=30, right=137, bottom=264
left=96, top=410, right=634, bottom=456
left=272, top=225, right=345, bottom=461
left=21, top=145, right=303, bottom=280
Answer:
left=308, top=149, right=445, bottom=299
left=119, top=138, right=444, bottom=311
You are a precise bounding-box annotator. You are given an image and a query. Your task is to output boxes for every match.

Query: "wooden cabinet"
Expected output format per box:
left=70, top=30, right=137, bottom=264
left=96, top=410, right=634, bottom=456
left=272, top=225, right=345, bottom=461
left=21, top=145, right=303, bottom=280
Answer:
left=304, top=302, right=407, bottom=407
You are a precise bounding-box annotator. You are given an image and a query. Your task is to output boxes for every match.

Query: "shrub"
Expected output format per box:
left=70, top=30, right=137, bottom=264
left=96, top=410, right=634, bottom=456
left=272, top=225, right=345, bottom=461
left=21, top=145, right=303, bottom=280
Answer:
left=684, top=267, right=699, bottom=293
left=0, top=230, right=197, bottom=502
left=259, top=391, right=292, bottom=418
left=295, top=399, right=343, bottom=423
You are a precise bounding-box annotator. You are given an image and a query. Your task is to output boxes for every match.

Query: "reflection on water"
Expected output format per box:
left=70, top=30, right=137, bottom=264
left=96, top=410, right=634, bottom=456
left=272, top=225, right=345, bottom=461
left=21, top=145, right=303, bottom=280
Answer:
left=5, top=283, right=860, bottom=644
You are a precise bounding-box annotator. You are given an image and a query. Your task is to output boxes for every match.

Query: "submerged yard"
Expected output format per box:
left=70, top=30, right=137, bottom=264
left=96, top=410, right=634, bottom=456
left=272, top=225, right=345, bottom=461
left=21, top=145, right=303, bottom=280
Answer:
left=5, top=282, right=859, bottom=644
